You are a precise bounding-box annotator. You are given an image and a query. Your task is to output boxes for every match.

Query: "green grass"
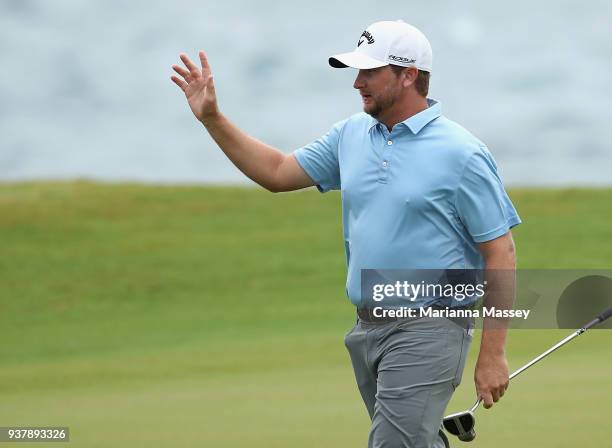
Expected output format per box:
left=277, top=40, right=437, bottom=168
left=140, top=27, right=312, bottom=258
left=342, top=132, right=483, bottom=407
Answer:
left=0, top=182, right=611, bottom=447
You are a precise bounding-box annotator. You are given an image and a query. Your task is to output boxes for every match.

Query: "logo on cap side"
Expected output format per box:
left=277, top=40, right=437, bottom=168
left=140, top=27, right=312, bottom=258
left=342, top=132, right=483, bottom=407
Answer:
left=357, top=30, right=375, bottom=47
left=388, top=54, right=416, bottom=64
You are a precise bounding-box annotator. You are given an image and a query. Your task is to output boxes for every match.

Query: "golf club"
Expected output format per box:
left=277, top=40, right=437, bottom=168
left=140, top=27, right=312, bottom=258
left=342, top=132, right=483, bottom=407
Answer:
left=443, top=306, right=612, bottom=442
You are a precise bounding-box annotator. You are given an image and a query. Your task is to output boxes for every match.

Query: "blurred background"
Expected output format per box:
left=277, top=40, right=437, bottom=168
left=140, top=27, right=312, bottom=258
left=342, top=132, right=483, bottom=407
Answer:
left=1, top=2, right=611, bottom=447
left=1, top=0, right=611, bottom=186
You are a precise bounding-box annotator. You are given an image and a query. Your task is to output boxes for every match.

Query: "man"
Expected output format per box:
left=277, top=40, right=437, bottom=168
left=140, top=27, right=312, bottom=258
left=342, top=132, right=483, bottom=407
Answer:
left=171, top=20, right=520, bottom=448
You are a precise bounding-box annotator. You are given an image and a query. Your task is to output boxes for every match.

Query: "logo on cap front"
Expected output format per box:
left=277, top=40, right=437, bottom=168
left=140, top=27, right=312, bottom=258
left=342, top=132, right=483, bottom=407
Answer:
left=357, top=30, right=375, bottom=47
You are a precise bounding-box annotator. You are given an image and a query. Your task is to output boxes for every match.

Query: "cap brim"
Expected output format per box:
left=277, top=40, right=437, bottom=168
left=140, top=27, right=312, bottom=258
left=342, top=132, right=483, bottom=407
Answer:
left=328, top=51, right=388, bottom=69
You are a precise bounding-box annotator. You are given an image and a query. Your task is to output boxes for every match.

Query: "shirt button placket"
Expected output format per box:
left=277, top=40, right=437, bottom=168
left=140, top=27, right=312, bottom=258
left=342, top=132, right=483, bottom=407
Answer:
left=379, top=137, right=392, bottom=183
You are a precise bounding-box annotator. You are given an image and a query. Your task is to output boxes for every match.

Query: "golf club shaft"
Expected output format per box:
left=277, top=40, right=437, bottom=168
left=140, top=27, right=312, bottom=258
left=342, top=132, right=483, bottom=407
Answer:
left=469, top=306, right=612, bottom=412
left=509, top=331, right=581, bottom=380
left=509, top=306, right=612, bottom=380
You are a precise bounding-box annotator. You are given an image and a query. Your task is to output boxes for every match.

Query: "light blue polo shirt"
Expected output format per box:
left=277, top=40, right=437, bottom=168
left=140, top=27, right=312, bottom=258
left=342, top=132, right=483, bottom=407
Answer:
left=294, top=99, right=521, bottom=307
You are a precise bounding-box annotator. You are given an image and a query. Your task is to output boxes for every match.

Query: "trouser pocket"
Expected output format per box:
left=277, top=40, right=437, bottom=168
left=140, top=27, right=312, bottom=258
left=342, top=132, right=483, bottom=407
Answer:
left=452, top=326, right=473, bottom=389
left=344, top=323, right=358, bottom=349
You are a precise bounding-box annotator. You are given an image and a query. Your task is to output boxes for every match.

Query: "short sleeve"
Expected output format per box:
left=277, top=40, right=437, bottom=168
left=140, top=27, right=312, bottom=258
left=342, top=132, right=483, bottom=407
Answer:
left=455, top=147, right=521, bottom=243
left=293, top=119, right=345, bottom=193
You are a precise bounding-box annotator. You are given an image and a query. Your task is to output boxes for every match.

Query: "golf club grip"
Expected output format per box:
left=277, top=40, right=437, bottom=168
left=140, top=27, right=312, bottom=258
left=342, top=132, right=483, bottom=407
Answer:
left=582, top=307, right=612, bottom=331
left=600, top=307, right=612, bottom=322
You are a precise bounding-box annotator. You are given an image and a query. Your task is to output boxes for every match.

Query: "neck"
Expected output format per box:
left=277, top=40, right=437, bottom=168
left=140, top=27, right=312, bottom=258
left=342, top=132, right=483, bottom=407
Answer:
left=378, top=96, right=429, bottom=131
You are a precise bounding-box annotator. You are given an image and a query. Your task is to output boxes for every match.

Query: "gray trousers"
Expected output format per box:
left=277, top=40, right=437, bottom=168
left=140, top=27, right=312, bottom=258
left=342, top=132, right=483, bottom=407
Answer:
left=344, top=316, right=472, bottom=448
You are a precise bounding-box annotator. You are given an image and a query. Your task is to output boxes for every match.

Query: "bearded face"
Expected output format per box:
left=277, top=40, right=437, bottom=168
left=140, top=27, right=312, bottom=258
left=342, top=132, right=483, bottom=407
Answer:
left=353, top=66, right=405, bottom=120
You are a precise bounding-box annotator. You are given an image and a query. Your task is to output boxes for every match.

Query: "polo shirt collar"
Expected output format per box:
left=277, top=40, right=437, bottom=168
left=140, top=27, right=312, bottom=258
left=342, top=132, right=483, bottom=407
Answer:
left=368, top=98, right=441, bottom=135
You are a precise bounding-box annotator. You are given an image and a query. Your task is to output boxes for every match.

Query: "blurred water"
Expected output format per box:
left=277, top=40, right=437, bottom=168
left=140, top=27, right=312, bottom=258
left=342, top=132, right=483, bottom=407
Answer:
left=0, top=0, right=610, bottom=186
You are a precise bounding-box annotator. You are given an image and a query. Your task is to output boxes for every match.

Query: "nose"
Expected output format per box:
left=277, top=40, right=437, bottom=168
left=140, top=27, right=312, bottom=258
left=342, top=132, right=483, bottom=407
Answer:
left=353, top=70, right=366, bottom=90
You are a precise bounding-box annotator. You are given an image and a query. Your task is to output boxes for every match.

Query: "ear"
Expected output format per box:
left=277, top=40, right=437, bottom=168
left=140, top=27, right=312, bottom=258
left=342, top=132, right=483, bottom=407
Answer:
left=402, top=67, right=419, bottom=88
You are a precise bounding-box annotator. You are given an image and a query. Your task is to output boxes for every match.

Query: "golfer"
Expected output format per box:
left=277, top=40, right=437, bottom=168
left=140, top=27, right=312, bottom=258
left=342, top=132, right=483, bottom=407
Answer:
left=171, top=20, right=520, bottom=448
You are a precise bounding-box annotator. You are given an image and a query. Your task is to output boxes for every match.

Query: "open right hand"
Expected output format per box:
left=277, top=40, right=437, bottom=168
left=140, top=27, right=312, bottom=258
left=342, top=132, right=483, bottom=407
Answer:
left=171, top=51, right=219, bottom=123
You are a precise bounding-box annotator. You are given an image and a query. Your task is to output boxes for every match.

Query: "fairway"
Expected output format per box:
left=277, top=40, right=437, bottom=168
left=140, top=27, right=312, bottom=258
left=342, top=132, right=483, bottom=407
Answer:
left=1, top=182, right=611, bottom=447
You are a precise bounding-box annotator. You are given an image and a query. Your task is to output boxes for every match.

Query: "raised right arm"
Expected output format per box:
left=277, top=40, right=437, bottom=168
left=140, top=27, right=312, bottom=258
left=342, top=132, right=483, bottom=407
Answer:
left=171, top=51, right=314, bottom=193
left=200, top=113, right=314, bottom=192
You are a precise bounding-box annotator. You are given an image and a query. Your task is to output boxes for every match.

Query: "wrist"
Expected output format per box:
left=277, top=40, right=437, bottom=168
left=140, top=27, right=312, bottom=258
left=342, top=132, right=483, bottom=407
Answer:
left=200, top=110, right=222, bottom=128
left=479, top=332, right=507, bottom=358
left=478, top=346, right=506, bottom=359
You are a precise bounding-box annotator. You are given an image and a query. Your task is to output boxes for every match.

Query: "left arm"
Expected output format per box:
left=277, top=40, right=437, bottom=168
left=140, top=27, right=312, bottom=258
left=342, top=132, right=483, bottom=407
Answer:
left=475, top=231, right=516, bottom=409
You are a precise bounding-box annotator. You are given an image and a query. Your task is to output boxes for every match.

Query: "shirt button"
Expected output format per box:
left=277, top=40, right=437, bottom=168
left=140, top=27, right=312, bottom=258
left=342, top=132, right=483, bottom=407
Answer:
left=387, top=140, right=393, bottom=145
left=382, top=160, right=388, bottom=167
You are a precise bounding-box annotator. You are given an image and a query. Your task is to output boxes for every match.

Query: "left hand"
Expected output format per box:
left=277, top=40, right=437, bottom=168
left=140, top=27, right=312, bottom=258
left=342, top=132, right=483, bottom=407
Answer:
left=474, top=352, right=509, bottom=409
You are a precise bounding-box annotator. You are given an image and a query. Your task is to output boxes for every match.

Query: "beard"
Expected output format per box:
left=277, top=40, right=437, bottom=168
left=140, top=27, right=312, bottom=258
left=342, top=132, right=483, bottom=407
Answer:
left=363, top=88, right=398, bottom=119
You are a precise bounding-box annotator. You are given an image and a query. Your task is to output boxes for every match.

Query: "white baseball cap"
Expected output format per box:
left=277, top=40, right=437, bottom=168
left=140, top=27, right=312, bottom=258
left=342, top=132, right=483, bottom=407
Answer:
left=329, top=20, right=432, bottom=72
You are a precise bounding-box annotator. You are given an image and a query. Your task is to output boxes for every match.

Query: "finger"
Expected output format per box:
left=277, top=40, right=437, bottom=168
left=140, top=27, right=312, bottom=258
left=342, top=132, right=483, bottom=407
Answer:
left=180, top=53, right=200, bottom=77
left=492, top=389, right=500, bottom=402
left=170, top=75, right=188, bottom=92
left=172, top=64, right=192, bottom=82
left=206, top=74, right=215, bottom=93
left=481, top=392, right=494, bottom=409
left=199, top=50, right=210, bottom=72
